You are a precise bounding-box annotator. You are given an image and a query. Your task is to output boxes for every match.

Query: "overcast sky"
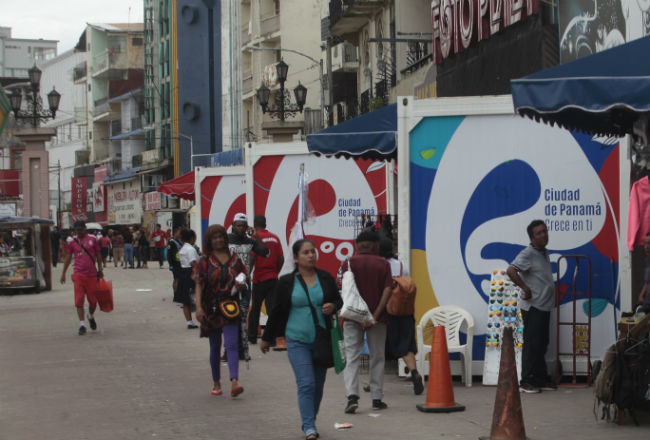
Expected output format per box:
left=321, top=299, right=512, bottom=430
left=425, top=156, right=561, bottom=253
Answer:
left=2, top=1, right=145, bottom=53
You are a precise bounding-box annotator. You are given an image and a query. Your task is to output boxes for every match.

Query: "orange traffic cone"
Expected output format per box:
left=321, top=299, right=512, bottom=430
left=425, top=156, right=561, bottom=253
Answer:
left=479, top=327, right=527, bottom=440
left=416, top=325, right=465, bottom=413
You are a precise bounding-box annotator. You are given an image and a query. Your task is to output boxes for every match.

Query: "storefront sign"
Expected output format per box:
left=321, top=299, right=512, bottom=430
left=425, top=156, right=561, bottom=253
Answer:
left=145, top=191, right=161, bottom=211
left=107, top=180, right=142, bottom=224
left=0, top=202, right=16, bottom=217
left=92, top=183, right=105, bottom=212
left=431, top=0, right=539, bottom=63
left=71, top=177, right=87, bottom=220
left=558, top=0, right=648, bottom=63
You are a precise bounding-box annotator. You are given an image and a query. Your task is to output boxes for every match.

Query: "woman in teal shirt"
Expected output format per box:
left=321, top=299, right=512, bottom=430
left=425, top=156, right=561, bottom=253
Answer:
left=261, top=239, right=342, bottom=440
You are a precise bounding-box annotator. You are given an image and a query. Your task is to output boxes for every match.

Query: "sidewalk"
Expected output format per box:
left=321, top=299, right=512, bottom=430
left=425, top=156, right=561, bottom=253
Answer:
left=0, top=264, right=647, bottom=439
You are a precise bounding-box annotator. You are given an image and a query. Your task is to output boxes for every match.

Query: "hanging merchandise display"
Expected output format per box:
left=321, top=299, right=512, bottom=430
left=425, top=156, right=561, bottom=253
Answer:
left=482, top=269, right=524, bottom=385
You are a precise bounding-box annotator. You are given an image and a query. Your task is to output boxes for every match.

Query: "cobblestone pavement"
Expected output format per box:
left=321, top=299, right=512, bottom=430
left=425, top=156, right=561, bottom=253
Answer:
left=0, top=263, right=647, bottom=440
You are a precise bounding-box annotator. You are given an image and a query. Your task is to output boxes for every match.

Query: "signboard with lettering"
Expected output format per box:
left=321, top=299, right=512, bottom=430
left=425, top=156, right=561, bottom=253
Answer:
left=71, top=177, right=87, bottom=221
left=431, top=0, right=539, bottom=64
left=107, top=180, right=142, bottom=224
left=145, top=191, right=162, bottom=211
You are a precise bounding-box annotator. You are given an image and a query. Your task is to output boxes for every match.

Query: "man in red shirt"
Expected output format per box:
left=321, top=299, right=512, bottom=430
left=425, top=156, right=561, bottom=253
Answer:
left=340, top=230, right=393, bottom=413
left=61, top=220, right=104, bottom=335
left=150, top=223, right=168, bottom=269
left=248, top=215, right=284, bottom=344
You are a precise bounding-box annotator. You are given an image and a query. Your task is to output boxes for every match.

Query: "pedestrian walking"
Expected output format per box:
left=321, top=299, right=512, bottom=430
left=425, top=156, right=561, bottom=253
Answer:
left=167, top=226, right=184, bottom=293
left=134, top=228, right=142, bottom=268
left=195, top=224, right=248, bottom=397
left=60, top=220, right=104, bottom=335
left=248, top=215, right=284, bottom=344
left=99, top=230, right=111, bottom=266
left=175, top=228, right=199, bottom=329
left=340, top=230, right=393, bottom=413
left=506, top=220, right=558, bottom=394
left=50, top=225, right=60, bottom=267
left=227, top=213, right=269, bottom=357
left=261, top=239, right=342, bottom=440
left=380, top=238, right=423, bottom=395
left=111, top=231, right=124, bottom=267
left=138, top=230, right=150, bottom=268
left=123, top=227, right=135, bottom=269
left=151, top=224, right=168, bottom=268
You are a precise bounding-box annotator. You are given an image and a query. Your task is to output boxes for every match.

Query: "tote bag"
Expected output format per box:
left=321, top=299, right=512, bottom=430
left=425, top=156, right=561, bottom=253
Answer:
left=340, top=259, right=375, bottom=324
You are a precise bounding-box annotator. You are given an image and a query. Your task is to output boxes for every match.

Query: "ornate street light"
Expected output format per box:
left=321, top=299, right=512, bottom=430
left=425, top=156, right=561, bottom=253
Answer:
left=10, top=65, right=61, bottom=127
left=256, top=60, right=307, bottom=122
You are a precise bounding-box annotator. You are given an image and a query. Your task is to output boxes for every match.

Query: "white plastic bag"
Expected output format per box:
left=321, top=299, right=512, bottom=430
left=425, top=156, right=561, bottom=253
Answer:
left=340, top=262, right=375, bottom=325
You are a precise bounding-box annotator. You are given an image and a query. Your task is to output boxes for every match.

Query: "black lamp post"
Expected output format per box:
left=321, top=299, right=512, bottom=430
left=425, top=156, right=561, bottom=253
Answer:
left=10, top=65, right=61, bottom=127
left=256, top=59, right=307, bottom=122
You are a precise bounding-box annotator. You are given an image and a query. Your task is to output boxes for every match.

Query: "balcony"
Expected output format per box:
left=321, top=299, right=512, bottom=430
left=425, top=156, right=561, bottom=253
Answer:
left=90, top=49, right=129, bottom=80
left=400, top=42, right=432, bottom=76
left=73, top=62, right=87, bottom=83
left=329, top=0, right=384, bottom=39
left=74, top=107, right=87, bottom=124
left=260, top=14, right=280, bottom=37
left=141, top=148, right=160, bottom=165
left=242, top=69, right=253, bottom=96
left=241, top=26, right=251, bottom=46
left=331, top=42, right=359, bottom=72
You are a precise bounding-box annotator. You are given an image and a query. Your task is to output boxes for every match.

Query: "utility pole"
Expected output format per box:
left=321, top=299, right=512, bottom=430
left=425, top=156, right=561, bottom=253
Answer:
left=57, top=160, right=61, bottom=226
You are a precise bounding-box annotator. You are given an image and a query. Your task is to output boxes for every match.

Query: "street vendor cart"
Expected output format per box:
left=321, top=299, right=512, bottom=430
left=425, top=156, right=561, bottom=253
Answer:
left=0, top=217, right=53, bottom=293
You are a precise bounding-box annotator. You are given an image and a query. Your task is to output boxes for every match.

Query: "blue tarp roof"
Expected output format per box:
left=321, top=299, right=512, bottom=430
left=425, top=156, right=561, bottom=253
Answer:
left=511, top=36, right=650, bottom=137
left=306, top=103, right=397, bottom=160
left=104, top=167, right=141, bottom=183
left=210, top=148, right=244, bottom=167
left=109, top=128, right=144, bottom=141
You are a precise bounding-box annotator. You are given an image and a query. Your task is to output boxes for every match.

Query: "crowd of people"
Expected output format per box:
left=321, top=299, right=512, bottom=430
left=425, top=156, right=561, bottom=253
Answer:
left=58, top=215, right=566, bottom=440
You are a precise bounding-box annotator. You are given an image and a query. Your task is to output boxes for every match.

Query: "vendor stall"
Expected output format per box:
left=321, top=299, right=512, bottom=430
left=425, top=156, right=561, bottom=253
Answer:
left=0, top=217, right=53, bottom=293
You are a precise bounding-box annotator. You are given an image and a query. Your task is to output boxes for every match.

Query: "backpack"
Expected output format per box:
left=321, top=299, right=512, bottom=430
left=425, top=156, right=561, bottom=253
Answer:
left=167, top=239, right=181, bottom=268
left=386, top=262, right=417, bottom=316
left=593, top=344, right=617, bottom=421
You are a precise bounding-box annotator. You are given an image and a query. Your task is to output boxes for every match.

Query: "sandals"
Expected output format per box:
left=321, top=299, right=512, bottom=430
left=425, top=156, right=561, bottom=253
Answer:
left=230, top=384, right=244, bottom=397
left=305, top=434, right=319, bottom=440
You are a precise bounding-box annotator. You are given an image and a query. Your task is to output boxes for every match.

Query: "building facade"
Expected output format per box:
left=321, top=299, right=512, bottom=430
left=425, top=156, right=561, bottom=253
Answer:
left=0, top=27, right=57, bottom=78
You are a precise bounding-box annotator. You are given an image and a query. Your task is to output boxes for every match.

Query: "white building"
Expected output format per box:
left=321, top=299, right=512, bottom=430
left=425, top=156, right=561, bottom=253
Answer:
left=0, top=27, right=58, bottom=78
left=40, top=49, right=88, bottom=223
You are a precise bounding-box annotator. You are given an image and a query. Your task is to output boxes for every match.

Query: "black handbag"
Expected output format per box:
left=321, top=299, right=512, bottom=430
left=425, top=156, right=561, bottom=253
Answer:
left=296, top=274, right=334, bottom=369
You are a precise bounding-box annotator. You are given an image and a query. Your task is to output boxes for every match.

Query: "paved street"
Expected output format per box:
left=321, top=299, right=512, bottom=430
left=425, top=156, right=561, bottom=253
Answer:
left=0, top=263, right=647, bottom=440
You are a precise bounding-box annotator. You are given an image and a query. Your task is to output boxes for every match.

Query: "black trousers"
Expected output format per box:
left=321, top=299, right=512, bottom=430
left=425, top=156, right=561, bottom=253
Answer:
left=247, top=278, right=278, bottom=342
left=521, top=306, right=551, bottom=387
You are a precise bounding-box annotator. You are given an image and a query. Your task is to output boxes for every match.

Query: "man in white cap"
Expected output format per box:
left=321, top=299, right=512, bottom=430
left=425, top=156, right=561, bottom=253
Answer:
left=226, top=213, right=269, bottom=358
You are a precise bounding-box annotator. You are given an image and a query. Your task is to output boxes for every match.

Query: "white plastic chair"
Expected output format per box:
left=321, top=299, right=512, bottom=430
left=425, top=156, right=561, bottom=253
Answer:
left=416, top=305, right=475, bottom=387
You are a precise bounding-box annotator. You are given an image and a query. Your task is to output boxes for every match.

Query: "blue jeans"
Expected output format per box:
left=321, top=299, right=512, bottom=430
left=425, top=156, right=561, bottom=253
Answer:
left=124, top=244, right=134, bottom=268
left=286, top=337, right=327, bottom=437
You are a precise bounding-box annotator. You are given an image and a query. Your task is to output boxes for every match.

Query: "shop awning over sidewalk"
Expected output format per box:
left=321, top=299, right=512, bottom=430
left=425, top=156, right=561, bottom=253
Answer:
left=306, top=103, right=397, bottom=160
left=510, top=36, right=650, bottom=137
left=157, top=170, right=195, bottom=201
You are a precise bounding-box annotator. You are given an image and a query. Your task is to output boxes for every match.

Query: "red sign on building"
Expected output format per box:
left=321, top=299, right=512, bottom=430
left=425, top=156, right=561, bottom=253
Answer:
left=71, top=177, right=87, bottom=220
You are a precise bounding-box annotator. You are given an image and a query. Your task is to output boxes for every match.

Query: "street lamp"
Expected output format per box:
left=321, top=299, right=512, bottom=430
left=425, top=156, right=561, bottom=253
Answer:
left=10, top=65, right=61, bottom=127
left=255, top=60, right=307, bottom=122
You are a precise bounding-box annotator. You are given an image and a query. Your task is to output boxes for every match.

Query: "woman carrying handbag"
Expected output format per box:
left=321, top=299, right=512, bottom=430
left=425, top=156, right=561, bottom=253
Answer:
left=195, top=224, right=248, bottom=397
left=261, top=239, right=342, bottom=440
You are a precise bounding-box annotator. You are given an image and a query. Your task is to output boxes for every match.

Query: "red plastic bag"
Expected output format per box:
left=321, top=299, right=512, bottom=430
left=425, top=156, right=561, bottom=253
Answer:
left=95, top=279, right=114, bottom=312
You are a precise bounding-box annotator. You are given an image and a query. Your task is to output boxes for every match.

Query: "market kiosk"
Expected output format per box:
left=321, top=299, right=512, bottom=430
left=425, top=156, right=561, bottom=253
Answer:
left=0, top=217, right=53, bottom=293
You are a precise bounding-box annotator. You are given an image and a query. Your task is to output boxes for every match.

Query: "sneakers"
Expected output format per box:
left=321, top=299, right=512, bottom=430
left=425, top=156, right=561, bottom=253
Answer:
left=411, top=371, right=425, bottom=395
left=344, top=395, right=359, bottom=414
left=87, top=314, right=97, bottom=331
left=519, top=383, right=541, bottom=393
left=187, top=322, right=199, bottom=329
left=372, top=399, right=388, bottom=410
left=78, top=325, right=87, bottom=335
left=540, top=381, right=558, bottom=391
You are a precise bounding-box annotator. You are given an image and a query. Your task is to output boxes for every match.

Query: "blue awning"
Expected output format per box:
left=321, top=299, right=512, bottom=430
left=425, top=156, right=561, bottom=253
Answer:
left=110, top=128, right=144, bottom=141
left=511, top=36, right=650, bottom=137
left=306, top=103, right=397, bottom=160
